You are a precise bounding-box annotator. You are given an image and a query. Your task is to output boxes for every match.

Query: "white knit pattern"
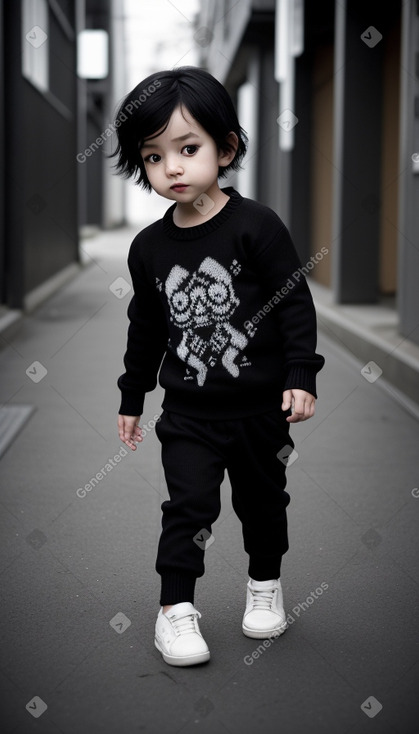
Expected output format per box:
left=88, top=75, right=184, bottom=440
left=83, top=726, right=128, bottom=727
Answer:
left=164, top=257, right=250, bottom=386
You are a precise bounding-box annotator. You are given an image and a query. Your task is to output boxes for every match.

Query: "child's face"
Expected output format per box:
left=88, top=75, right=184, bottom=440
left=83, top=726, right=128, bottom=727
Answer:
left=140, top=106, right=231, bottom=205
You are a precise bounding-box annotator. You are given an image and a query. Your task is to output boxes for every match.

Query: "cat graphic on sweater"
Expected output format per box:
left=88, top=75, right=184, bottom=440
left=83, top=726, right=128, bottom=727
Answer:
left=165, top=256, right=250, bottom=386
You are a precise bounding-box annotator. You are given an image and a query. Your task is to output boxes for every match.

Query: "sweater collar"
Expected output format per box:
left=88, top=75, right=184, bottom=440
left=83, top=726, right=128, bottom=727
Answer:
left=162, top=187, right=243, bottom=240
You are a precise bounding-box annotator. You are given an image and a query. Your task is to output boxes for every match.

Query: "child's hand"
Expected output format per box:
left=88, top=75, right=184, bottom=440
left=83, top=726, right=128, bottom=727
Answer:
left=118, top=414, right=143, bottom=451
left=282, top=389, right=315, bottom=423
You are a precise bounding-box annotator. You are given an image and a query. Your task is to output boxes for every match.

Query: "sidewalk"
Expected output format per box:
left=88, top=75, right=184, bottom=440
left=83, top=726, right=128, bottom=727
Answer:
left=0, top=227, right=418, bottom=734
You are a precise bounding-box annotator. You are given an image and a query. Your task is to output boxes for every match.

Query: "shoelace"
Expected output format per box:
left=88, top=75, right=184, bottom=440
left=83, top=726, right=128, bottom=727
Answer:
left=169, top=612, right=200, bottom=636
left=249, top=587, right=276, bottom=610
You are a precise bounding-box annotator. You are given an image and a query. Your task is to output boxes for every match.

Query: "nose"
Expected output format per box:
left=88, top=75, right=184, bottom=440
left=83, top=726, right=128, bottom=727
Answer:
left=165, top=155, right=184, bottom=177
left=195, top=299, right=205, bottom=315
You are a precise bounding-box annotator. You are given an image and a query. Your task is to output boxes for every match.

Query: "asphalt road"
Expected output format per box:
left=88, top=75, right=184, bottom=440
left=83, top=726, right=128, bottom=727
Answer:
left=0, top=228, right=418, bottom=734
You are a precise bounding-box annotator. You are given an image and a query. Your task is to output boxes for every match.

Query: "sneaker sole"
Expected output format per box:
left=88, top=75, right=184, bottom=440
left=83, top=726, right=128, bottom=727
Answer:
left=154, top=638, right=210, bottom=667
left=242, top=621, right=288, bottom=639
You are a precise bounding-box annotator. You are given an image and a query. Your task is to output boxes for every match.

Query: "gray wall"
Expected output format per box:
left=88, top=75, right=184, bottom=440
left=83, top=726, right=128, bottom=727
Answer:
left=0, top=0, right=5, bottom=305
left=2, top=0, right=79, bottom=308
left=397, top=0, right=419, bottom=345
left=332, top=0, right=383, bottom=303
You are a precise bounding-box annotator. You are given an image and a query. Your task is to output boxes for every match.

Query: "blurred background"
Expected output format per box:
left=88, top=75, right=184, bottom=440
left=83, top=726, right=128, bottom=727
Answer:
left=1, top=0, right=419, bottom=405
left=1, top=5, right=419, bottom=731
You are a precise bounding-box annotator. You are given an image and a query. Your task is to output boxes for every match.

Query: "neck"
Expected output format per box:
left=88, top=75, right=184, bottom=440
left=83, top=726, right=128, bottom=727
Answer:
left=172, top=184, right=230, bottom=228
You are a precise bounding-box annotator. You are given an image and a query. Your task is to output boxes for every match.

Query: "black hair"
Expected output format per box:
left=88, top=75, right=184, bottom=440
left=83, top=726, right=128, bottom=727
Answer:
left=110, top=66, right=248, bottom=191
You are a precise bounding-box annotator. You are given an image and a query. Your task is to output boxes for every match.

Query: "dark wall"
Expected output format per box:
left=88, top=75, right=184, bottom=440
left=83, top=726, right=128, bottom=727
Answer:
left=0, top=0, right=5, bottom=304
left=83, top=0, right=111, bottom=227
left=85, top=89, right=106, bottom=227
left=23, top=82, right=79, bottom=294
left=291, top=0, right=335, bottom=267
left=3, top=0, right=79, bottom=308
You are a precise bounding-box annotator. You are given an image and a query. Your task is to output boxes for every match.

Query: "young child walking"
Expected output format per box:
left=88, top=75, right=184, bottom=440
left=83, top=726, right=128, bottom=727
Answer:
left=114, top=66, right=325, bottom=667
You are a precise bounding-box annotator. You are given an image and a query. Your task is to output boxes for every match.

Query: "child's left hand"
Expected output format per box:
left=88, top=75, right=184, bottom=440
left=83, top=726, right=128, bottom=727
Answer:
left=282, top=389, right=316, bottom=423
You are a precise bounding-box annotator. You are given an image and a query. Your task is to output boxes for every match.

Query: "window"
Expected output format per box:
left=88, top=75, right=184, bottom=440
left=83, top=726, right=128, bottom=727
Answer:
left=22, top=0, right=49, bottom=93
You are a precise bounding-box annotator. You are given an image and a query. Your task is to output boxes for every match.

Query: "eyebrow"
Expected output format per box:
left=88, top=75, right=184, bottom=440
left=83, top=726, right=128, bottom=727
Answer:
left=141, top=132, right=200, bottom=150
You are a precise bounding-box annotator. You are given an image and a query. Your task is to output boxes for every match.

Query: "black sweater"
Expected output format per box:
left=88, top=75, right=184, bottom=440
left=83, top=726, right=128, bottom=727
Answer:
left=118, top=187, right=325, bottom=419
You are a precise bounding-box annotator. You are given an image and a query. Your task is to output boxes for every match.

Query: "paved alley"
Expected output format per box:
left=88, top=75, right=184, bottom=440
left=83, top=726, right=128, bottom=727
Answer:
left=0, top=227, right=418, bottom=734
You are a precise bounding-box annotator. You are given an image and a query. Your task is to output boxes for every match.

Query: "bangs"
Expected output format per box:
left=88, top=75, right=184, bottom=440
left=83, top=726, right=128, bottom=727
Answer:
left=110, top=67, right=248, bottom=191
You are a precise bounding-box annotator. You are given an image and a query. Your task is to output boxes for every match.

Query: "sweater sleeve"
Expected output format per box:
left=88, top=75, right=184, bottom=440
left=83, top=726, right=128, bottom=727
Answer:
left=117, top=242, right=168, bottom=416
left=246, top=211, right=325, bottom=398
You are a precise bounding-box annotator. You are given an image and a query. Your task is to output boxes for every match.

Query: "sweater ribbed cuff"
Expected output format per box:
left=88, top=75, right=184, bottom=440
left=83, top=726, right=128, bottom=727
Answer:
left=118, top=393, right=145, bottom=417
left=284, top=366, right=318, bottom=399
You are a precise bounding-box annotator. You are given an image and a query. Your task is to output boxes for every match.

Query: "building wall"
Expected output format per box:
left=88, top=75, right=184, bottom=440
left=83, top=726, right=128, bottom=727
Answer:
left=380, top=18, right=400, bottom=295
left=397, top=0, right=419, bottom=344
left=309, top=43, right=334, bottom=287
left=0, top=0, right=125, bottom=315
left=2, top=0, right=80, bottom=309
left=23, top=81, right=78, bottom=295
left=198, top=0, right=419, bottom=345
left=332, top=0, right=393, bottom=304
left=0, top=0, right=5, bottom=306
left=198, top=0, right=252, bottom=84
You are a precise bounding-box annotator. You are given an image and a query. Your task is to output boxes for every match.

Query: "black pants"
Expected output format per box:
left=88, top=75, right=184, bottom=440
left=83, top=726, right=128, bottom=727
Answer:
left=155, top=407, right=293, bottom=605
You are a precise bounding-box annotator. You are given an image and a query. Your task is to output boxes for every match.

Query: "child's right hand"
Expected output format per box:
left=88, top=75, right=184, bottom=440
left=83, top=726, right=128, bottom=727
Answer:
left=118, top=414, right=143, bottom=451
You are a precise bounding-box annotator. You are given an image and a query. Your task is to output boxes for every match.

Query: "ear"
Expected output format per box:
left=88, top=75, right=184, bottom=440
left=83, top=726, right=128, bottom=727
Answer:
left=165, top=264, right=189, bottom=298
left=218, top=132, right=239, bottom=167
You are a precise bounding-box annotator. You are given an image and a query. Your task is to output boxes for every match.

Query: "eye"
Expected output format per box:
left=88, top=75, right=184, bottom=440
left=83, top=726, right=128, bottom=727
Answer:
left=144, top=153, right=161, bottom=164
left=172, top=291, right=189, bottom=312
left=182, top=145, right=198, bottom=156
left=190, top=286, right=206, bottom=304
left=208, top=283, right=228, bottom=303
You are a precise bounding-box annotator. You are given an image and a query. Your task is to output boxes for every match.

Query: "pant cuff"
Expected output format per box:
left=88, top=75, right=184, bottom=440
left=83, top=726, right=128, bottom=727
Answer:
left=248, top=555, right=283, bottom=581
left=159, top=572, right=197, bottom=605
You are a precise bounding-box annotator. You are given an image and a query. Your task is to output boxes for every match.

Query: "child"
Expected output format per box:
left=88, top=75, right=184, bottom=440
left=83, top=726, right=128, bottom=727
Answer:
left=113, top=67, right=325, bottom=667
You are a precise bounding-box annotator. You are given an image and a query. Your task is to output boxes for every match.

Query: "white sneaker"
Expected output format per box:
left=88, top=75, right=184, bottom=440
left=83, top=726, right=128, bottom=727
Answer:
left=242, top=577, right=288, bottom=639
left=154, top=602, right=210, bottom=666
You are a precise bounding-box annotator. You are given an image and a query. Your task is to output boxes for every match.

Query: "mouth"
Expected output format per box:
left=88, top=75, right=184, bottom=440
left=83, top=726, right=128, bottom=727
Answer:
left=194, top=316, right=210, bottom=326
left=170, top=184, right=189, bottom=193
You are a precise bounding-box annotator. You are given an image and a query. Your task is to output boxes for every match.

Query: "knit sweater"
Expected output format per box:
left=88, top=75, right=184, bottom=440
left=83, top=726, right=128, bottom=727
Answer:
left=118, top=187, right=325, bottom=419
